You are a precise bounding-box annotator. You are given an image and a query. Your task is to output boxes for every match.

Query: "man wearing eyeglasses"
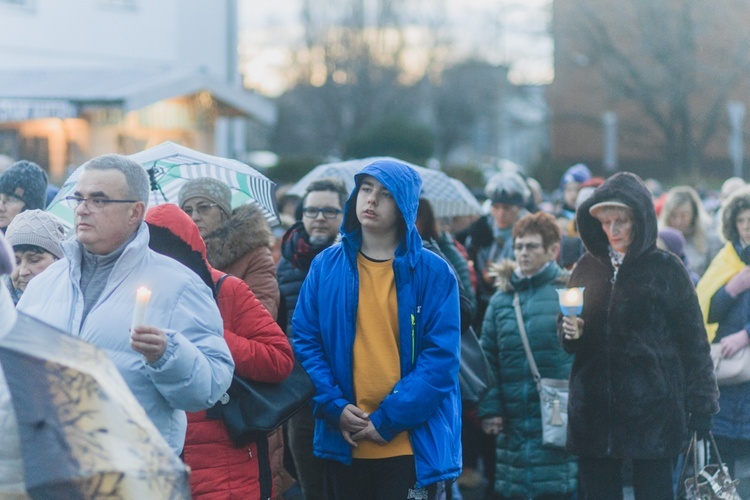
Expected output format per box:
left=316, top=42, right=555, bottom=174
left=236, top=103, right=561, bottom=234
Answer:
left=17, top=154, right=234, bottom=457
left=276, top=177, right=347, bottom=500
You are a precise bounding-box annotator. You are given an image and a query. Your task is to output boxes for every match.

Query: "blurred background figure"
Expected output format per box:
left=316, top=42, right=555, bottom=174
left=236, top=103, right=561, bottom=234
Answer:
left=459, top=170, right=531, bottom=331
left=696, top=187, right=750, bottom=498
left=0, top=160, right=48, bottom=234
left=555, top=163, right=591, bottom=225
left=2, top=209, right=65, bottom=305
left=659, top=185, right=722, bottom=278
left=657, top=226, right=700, bottom=285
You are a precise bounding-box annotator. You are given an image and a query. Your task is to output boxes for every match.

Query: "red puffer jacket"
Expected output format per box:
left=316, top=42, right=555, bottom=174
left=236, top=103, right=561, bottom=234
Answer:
left=146, top=204, right=294, bottom=499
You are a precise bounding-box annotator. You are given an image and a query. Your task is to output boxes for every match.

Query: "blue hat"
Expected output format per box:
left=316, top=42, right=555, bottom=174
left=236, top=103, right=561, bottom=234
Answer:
left=560, top=163, right=592, bottom=191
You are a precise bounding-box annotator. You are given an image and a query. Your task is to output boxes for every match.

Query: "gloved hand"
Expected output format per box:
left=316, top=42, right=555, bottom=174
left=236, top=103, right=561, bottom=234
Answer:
left=725, top=267, right=750, bottom=298
left=688, top=413, right=713, bottom=441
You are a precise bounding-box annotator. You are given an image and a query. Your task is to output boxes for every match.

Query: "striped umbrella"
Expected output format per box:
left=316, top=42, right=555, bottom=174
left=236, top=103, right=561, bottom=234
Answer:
left=47, top=141, right=280, bottom=226
left=286, top=157, right=482, bottom=218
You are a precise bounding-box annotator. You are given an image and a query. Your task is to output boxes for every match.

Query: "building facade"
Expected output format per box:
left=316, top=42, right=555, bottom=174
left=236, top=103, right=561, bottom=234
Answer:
left=0, top=0, right=275, bottom=182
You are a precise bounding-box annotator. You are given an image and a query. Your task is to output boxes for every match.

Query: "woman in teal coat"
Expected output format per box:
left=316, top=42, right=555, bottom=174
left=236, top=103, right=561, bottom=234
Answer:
left=479, top=211, right=577, bottom=499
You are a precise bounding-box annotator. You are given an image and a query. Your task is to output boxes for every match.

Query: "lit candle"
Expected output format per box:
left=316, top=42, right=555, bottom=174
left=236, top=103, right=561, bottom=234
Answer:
left=557, top=287, right=584, bottom=339
left=131, top=286, right=152, bottom=331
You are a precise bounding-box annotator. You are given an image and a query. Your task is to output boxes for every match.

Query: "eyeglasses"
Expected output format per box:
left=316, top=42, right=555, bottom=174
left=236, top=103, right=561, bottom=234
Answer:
left=0, top=194, right=24, bottom=207
left=513, top=242, right=543, bottom=252
left=183, top=203, right=220, bottom=217
left=303, top=207, right=342, bottom=219
left=64, top=196, right=138, bottom=211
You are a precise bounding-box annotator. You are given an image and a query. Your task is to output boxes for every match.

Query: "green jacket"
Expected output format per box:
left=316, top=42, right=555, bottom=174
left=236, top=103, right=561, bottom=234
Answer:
left=479, top=260, right=577, bottom=498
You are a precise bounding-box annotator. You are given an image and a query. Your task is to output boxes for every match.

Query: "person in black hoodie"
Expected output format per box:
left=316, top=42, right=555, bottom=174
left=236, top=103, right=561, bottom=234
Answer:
left=559, top=172, right=719, bottom=499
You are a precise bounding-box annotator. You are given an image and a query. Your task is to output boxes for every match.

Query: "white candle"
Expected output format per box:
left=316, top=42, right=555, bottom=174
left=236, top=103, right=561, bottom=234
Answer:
left=131, top=286, right=152, bottom=331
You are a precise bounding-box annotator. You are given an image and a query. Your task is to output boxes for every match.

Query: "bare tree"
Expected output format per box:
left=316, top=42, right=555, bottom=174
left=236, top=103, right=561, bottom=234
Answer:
left=557, top=0, right=750, bottom=176
left=280, top=0, right=451, bottom=155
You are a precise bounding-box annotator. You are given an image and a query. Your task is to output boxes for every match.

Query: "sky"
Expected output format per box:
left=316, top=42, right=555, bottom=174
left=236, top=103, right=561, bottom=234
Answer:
left=238, top=0, right=553, bottom=97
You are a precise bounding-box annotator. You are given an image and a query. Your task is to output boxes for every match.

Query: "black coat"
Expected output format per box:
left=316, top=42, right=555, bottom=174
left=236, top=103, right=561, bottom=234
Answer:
left=562, top=172, right=719, bottom=459
left=276, top=223, right=331, bottom=337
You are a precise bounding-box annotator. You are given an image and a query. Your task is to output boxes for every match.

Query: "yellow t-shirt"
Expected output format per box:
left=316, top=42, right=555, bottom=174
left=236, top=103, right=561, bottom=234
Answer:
left=352, top=252, right=413, bottom=459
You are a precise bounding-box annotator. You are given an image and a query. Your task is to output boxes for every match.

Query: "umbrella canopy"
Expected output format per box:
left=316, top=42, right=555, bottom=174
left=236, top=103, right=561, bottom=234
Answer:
left=47, top=141, right=280, bottom=226
left=286, top=157, right=482, bottom=218
left=0, top=310, right=191, bottom=499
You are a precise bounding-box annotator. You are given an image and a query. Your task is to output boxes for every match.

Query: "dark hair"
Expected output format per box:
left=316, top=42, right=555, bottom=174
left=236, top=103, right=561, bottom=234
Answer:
left=722, top=187, right=750, bottom=244
left=147, top=223, right=216, bottom=298
left=416, top=198, right=439, bottom=241
left=513, top=211, right=562, bottom=249
left=303, top=177, right=348, bottom=210
left=12, top=244, right=53, bottom=256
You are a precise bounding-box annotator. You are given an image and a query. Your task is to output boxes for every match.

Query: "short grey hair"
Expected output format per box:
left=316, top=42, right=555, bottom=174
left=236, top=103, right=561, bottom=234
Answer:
left=81, top=154, right=149, bottom=205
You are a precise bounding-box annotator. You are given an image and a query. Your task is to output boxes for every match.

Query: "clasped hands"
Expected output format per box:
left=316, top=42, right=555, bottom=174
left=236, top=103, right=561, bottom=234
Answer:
left=339, top=404, right=386, bottom=447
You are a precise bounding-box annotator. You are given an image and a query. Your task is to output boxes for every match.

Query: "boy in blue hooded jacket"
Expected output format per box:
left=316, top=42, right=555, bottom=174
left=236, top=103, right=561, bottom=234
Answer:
left=292, top=159, right=462, bottom=499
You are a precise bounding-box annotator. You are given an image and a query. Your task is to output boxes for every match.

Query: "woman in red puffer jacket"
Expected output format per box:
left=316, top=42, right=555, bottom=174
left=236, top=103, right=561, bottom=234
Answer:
left=146, top=204, right=294, bottom=499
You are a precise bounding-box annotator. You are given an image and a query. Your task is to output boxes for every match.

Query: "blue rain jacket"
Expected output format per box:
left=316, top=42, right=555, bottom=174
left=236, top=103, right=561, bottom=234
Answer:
left=292, top=159, right=462, bottom=487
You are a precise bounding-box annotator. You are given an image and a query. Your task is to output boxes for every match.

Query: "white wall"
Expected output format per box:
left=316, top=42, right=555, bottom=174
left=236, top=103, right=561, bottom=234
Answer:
left=0, top=0, right=232, bottom=78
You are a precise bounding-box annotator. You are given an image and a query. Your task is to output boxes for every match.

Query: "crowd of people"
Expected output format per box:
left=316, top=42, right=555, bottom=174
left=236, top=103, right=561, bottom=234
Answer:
left=0, top=152, right=747, bottom=499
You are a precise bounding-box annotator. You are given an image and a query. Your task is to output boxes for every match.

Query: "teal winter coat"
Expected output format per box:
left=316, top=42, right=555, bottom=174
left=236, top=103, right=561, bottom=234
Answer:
left=478, top=260, right=577, bottom=498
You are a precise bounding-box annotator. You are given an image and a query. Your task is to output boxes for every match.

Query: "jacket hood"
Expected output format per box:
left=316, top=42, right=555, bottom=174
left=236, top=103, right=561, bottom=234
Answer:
left=341, top=159, right=423, bottom=265
left=576, top=171, right=657, bottom=262
left=204, top=204, right=274, bottom=270
left=145, top=204, right=215, bottom=294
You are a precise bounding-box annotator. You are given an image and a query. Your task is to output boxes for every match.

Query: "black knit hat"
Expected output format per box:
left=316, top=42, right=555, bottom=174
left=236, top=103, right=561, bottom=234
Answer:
left=0, top=160, right=48, bottom=211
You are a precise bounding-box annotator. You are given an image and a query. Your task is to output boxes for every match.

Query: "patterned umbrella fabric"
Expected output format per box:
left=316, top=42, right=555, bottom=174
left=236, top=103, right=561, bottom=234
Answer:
left=0, top=309, right=191, bottom=499
left=47, top=141, right=280, bottom=226
left=286, top=157, right=482, bottom=218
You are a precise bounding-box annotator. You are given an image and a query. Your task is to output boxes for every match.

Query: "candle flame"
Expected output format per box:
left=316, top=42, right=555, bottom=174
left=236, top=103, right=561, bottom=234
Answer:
left=561, top=288, right=582, bottom=306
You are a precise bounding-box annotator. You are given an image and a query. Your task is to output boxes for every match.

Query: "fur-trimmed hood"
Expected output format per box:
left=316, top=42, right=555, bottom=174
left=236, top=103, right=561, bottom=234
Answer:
left=489, top=259, right=568, bottom=293
left=204, top=204, right=274, bottom=270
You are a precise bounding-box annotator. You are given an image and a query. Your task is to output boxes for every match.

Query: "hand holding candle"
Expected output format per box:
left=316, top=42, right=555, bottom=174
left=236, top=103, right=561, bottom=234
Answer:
left=131, top=286, right=152, bottom=331
left=558, top=287, right=584, bottom=339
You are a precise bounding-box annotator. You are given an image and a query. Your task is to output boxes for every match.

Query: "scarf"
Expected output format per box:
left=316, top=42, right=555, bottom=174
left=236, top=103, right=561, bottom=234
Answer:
left=696, top=242, right=745, bottom=342
left=281, top=222, right=333, bottom=271
left=608, top=246, right=625, bottom=283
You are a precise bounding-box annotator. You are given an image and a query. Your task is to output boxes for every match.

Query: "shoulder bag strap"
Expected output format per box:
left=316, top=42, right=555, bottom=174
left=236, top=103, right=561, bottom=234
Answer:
left=513, top=292, right=542, bottom=392
left=214, top=273, right=231, bottom=303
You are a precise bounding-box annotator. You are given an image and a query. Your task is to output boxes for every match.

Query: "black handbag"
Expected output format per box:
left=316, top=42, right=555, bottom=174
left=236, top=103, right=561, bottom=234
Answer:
left=458, top=326, right=492, bottom=405
left=206, top=274, right=317, bottom=446
left=207, top=360, right=315, bottom=446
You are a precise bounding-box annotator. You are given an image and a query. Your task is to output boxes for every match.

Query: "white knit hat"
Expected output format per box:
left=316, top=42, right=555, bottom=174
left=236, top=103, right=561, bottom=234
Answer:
left=5, top=209, right=66, bottom=259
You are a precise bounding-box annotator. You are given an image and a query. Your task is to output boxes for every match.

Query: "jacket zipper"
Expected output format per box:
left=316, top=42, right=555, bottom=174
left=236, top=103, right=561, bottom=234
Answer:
left=606, top=266, right=616, bottom=456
